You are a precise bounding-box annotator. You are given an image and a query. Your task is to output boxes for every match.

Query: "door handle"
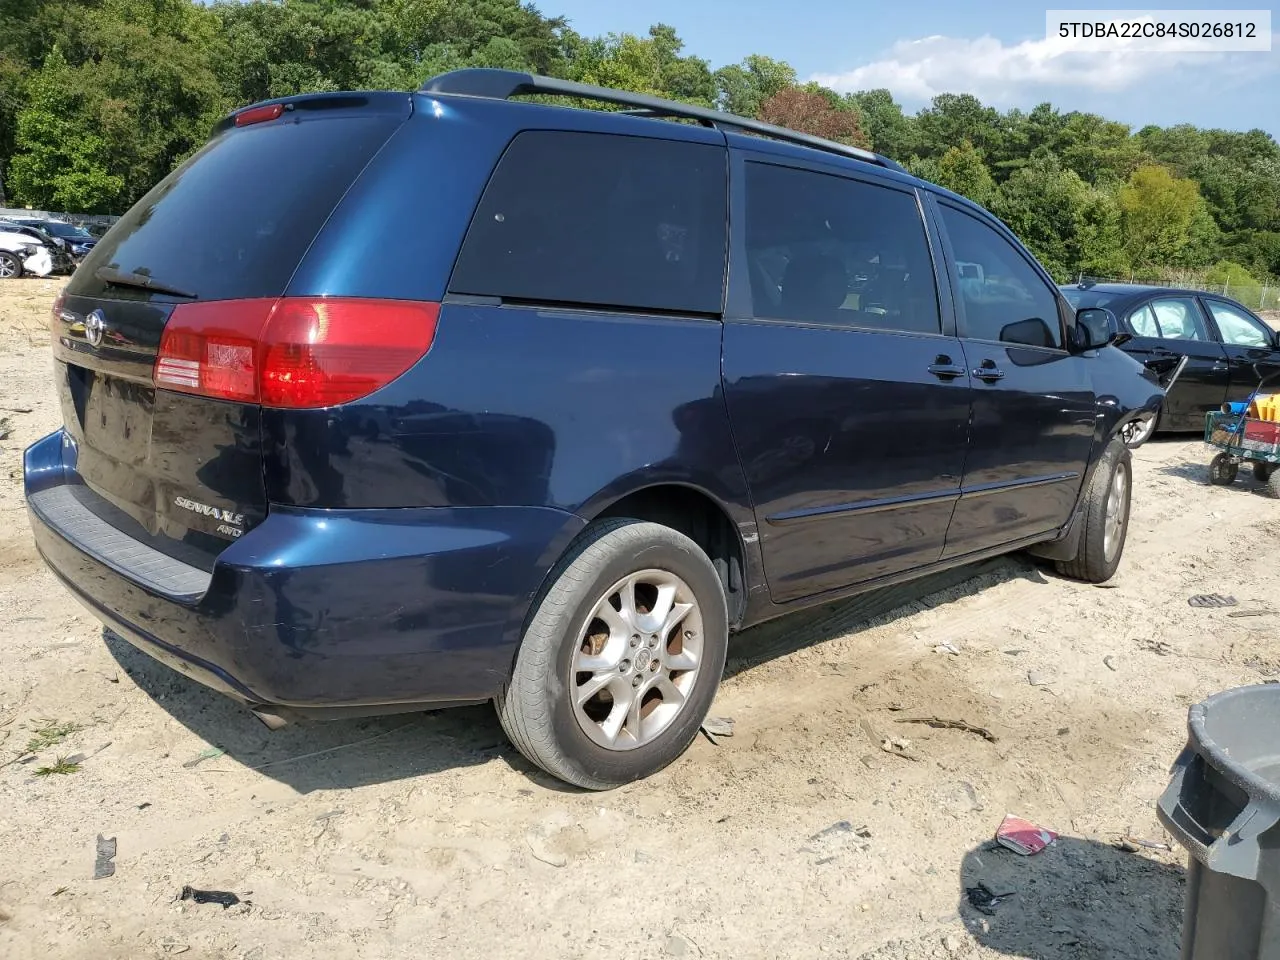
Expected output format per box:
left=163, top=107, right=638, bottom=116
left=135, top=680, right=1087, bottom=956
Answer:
left=973, top=361, right=1005, bottom=382
left=1212, top=362, right=1229, bottom=371
left=928, top=356, right=966, bottom=380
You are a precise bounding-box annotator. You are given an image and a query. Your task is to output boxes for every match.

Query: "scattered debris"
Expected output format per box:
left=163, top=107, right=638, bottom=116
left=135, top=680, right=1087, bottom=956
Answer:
left=700, top=716, right=734, bottom=744
left=1027, top=671, right=1052, bottom=687
left=93, top=835, right=117, bottom=880
left=182, top=747, right=225, bottom=769
left=934, top=642, right=961, bottom=656
left=1228, top=609, right=1275, bottom=618
left=1138, top=638, right=1174, bottom=656
left=0, top=417, right=10, bottom=441
left=314, top=809, right=344, bottom=822
left=526, top=834, right=568, bottom=868
left=137, top=802, right=152, bottom=811
left=880, top=737, right=919, bottom=761
left=1103, top=655, right=1117, bottom=671
left=51, top=887, right=68, bottom=897
left=1117, top=836, right=1171, bottom=853
left=800, top=820, right=872, bottom=860
left=1188, top=593, right=1237, bottom=608
left=966, top=881, right=1017, bottom=916
left=1003, top=649, right=1026, bottom=657
left=895, top=716, right=998, bottom=744
left=0, top=406, right=33, bottom=414
left=179, top=886, right=244, bottom=908
left=995, top=814, right=1058, bottom=856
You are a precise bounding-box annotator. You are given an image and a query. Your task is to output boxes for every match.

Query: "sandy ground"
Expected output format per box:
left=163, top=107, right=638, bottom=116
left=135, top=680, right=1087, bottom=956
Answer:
left=2, top=279, right=1278, bottom=960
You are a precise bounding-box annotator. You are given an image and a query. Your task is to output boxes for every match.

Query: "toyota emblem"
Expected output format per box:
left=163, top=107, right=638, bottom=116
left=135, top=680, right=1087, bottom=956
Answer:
left=84, top=309, right=106, bottom=348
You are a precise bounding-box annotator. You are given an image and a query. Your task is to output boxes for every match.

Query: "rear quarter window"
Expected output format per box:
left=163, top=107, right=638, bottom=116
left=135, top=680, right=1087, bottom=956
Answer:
left=449, top=131, right=728, bottom=315
left=74, top=114, right=404, bottom=302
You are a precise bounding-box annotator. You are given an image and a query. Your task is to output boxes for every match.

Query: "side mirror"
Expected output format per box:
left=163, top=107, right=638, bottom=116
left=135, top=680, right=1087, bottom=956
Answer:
left=1073, top=307, right=1119, bottom=352
left=1000, top=317, right=1057, bottom=348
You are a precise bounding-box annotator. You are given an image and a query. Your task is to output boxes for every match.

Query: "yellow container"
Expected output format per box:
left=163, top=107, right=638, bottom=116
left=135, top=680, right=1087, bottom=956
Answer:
left=1250, top=395, right=1280, bottom=422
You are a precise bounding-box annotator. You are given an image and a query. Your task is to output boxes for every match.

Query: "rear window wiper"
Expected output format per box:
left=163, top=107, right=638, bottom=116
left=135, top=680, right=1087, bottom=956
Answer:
left=95, top=266, right=197, bottom=299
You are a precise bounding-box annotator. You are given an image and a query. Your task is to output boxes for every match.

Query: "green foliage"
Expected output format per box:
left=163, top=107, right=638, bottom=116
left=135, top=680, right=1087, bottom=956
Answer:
left=22, top=718, right=84, bottom=757
left=712, top=54, right=796, bottom=116
left=934, top=140, right=996, bottom=207
left=1119, top=164, right=1212, bottom=270
left=0, top=0, right=1275, bottom=282
left=1204, top=260, right=1257, bottom=287
left=7, top=49, right=125, bottom=212
left=34, top=757, right=81, bottom=776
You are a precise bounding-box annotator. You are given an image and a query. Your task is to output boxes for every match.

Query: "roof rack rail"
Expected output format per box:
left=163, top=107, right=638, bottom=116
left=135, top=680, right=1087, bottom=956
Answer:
left=420, top=68, right=907, bottom=174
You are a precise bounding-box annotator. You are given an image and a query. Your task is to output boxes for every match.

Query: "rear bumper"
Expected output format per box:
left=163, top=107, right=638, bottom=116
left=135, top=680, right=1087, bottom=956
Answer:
left=25, top=429, right=585, bottom=709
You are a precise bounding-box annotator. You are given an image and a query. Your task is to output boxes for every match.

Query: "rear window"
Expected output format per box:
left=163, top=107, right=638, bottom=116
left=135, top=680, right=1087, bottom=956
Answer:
left=77, top=115, right=402, bottom=301
left=449, top=131, right=727, bottom=315
left=1061, top=287, right=1123, bottom=310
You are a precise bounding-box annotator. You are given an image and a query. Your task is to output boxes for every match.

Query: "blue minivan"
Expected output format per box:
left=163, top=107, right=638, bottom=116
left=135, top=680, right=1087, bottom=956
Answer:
left=25, top=70, right=1162, bottom=788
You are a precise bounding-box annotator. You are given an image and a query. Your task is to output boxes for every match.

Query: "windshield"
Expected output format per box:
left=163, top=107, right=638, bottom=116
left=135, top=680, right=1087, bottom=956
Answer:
left=1060, top=287, right=1125, bottom=310
left=40, top=221, right=92, bottom=239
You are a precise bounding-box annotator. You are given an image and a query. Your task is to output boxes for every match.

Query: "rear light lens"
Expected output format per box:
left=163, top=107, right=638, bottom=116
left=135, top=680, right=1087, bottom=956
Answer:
left=155, top=298, right=439, bottom=408
left=235, top=103, right=285, bottom=127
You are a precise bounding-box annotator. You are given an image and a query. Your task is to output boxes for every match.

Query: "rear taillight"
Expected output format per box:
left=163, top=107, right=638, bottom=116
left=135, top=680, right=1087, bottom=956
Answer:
left=155, top=298, right=439, bottom=408
left=49, top=290, right=66, bottom=341
left=235, top=103, right=285, bottom=127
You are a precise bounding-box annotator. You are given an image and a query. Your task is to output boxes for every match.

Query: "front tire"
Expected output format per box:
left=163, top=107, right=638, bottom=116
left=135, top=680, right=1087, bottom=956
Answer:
left=0, top=252, right=22, bottom=280
left=1209, top=453, right=1238, bottom=486
left=1252, top=461, right=1275, bottom=483
left=1056, top=437, right=1132, bottom=583
left=496, top=519, right=729, bottom=790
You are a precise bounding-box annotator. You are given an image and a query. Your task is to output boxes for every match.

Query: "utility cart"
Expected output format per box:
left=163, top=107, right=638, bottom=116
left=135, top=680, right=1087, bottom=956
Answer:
left=1205, top=410, right=1280, bottom=496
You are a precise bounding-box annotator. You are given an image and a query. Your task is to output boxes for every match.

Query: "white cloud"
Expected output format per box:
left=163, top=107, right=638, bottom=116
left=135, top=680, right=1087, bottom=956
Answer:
left=810, top=32, right=1274, bottom=105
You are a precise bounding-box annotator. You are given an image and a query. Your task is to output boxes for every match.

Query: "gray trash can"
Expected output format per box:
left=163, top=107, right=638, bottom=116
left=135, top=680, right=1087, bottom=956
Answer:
left=1158, top=684, right=1280, bottom=959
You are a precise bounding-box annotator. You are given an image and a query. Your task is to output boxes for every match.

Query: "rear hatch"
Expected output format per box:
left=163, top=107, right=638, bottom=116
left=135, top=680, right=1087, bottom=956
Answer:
left=52, top=93, right=411, bottom=571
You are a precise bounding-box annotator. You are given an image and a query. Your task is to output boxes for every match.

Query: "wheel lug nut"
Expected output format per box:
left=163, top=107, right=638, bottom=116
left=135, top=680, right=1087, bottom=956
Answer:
left=619, top=659, right=631, bottom=673
left=632, top=676, right=641, bottom=687
left=684, top=630, right=695, bottom=640
left=629, top=638, right=638, bottom=648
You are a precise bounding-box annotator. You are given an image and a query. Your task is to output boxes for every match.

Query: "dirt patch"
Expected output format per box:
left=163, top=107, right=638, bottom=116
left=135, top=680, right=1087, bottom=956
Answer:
left=1, top=280, right=1277, bottom=959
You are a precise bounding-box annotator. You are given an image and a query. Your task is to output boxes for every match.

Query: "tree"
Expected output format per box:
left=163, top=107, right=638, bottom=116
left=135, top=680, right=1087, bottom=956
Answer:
left=932, top=140, right=996, bottom=206
left=993, top=155, right=1127, bottom=280
left=756, top=87, right=867, bottom=148
left=7, top=48, right=123, bottom=211
left=846, top=88, right=915, bottom=158
left=1204, top=260, right=1257, bottom=288
left=915, top=93, right=1003, bottom=160
left=713, top=54, right=795, bottom=116
left=1118, top=164, right=1210, bottom=269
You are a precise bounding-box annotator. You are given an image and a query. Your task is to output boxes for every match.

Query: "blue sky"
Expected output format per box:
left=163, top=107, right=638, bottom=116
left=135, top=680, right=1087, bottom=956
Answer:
left=548, top=0, right=1280, bottom=136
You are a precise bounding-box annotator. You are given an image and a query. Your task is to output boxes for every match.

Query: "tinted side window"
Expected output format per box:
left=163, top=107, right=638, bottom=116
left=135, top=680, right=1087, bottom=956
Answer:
left=1149, top=297, right=1209, bottom=341
left=1206, top=300, right=1271, bottom=347
left=743, top=162, right=940, bottom=334
left=450, top=131, right=727, bottom=315
left=939, top=205, right=1062, bottom=348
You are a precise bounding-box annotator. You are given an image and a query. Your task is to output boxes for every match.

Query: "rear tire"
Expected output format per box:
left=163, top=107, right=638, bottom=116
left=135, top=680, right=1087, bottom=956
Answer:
left=1209, top=453, right=1238, bottom=486
left=0, top=252, right=22, bottom=280
left=1267, top=470, right=1280, bottom=500
left=1253, top=461, right=1275, bottom=483
left=496, top=518, right=728, bottom=790
left=1056, top=437, right=1132, bottom=584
